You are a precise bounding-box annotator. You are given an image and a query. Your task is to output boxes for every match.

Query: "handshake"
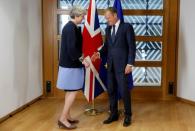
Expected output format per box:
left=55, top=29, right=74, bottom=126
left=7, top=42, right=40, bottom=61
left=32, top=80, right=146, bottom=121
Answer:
left=81, top=52, right=100, bottom=68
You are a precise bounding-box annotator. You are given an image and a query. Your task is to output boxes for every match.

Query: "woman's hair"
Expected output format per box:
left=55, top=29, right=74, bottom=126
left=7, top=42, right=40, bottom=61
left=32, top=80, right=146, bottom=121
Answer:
left=69, top=6, right=86, bottom=19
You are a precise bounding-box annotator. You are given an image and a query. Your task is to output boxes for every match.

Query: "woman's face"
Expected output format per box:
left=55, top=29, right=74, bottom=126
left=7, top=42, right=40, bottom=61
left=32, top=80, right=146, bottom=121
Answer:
left=75, top=15, right=85, bottom=24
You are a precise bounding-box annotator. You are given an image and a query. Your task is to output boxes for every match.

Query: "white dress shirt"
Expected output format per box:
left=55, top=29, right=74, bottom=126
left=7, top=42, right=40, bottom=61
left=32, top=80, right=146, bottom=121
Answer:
left=111, top=20, right=121, bottom=35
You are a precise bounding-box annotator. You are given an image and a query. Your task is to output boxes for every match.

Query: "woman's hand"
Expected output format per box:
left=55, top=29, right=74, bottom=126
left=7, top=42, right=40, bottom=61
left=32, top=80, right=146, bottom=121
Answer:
left=82, top=59, right=90, bottom=68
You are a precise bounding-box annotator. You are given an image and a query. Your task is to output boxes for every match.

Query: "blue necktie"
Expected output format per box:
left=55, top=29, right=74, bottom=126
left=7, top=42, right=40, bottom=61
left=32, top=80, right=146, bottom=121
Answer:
left=111, top=25, right=115, bottom=43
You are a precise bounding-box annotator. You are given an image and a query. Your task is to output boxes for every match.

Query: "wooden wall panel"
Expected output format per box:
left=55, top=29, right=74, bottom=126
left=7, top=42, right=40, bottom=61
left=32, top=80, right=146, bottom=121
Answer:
left=42, top=0, right=55, bottom=96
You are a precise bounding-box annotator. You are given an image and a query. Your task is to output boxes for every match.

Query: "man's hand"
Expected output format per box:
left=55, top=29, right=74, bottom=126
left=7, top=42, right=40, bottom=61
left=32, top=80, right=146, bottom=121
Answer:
left=125, top=65, right=133, bottom=75
left=91, top=52, right=100, bottom=62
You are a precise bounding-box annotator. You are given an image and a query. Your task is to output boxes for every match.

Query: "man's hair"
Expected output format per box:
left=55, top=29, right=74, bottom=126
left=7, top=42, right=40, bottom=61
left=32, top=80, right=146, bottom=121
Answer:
left=105, top=7, right=117, bottom=15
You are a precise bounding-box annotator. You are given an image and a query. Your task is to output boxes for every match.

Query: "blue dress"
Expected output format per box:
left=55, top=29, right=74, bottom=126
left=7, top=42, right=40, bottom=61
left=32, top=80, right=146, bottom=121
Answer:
left=57, top=21, right=84, bottom=91
left=57, top=66, right=84, bottom=91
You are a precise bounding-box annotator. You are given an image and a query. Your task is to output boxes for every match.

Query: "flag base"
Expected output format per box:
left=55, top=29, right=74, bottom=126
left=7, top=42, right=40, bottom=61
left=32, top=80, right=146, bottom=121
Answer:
left=84, top=108, right=103, bottom=116
left=117, top=101, right=124, bottom=116
left=118, top=109, right=124, bottom=116
left=84, top=101, right=104, bottom=116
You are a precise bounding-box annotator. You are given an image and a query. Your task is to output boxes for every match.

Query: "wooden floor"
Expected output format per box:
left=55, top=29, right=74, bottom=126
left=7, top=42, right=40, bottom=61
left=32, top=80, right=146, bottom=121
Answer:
left=1, top=98, right=195, bottom=131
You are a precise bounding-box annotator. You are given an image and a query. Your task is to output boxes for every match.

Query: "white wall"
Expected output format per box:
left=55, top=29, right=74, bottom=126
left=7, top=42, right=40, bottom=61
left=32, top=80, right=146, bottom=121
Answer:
left=0, top=0, right=42, bottom=118
left=177, top=0, right=195, bottom=101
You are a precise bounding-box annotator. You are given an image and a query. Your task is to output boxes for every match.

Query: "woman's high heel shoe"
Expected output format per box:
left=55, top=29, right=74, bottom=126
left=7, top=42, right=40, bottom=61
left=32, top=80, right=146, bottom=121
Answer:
left=68, top=119, right=79, bottom=124
left=58, top=120, right=77, bottom=130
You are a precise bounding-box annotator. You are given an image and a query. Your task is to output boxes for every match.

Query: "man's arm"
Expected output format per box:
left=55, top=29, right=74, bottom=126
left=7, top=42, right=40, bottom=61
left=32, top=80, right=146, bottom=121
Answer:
left=126, top=24, right=136, bottom=65
left=125, top=24, right=136, bottom=74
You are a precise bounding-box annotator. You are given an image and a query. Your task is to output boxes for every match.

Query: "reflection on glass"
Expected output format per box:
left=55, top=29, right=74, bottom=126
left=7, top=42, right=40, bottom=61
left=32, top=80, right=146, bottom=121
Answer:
left=58, top=0, right=163, bottom=10
left=73, top=0, right=89, bottom=9
left=58, top=15, right=69, bottom=35
left=58, top=0, right=72, bottom=9
left=96, top=0, right=109, bottom=9
left=148, top=0, right=163, bottom=10
left=124, top=16, right=163, bottom=36
left=136, top=41, right=162, bottom=61
left=133, top=67, right=161, bottom=86
left=109, top=0, right=163, bottom=10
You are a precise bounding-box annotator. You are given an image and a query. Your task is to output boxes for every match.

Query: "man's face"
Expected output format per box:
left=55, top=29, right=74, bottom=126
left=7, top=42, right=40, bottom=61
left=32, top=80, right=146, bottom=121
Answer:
left=104, top=11, right=118, bottom=26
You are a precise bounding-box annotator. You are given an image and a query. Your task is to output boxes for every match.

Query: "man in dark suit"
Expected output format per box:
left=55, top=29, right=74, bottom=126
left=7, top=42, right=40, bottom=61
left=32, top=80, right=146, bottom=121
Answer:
left=91, top=7, right=136, bottom=127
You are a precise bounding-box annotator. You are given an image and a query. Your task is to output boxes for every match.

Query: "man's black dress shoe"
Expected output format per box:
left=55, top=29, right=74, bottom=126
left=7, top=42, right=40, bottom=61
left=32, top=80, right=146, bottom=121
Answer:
left=123, top=116, right=131, bottom=127
left=103, top=114, right=119, bottom=124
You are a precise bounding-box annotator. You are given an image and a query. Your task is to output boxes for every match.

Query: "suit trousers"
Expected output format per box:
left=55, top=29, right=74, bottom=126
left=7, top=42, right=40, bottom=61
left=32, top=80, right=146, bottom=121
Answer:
left=107, top=65, right=132, bottom=117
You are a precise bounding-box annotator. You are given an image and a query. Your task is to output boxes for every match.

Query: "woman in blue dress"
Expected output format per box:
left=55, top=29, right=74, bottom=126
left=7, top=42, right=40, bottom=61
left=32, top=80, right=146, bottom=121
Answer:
left=56, top=6, right=87, bottom=129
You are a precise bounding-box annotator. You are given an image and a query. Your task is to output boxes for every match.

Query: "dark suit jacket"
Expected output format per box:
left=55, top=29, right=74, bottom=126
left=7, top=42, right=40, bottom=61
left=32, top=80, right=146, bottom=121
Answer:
left=59, top=21, right=83, bottom=68
left=100, top=22, right=136, bottom=73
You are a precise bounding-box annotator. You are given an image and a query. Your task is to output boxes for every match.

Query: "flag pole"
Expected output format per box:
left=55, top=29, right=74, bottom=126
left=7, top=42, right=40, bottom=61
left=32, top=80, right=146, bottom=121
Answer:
left=83, top=57, right=105, bottom=116
left=118, top=100, right=124, bottom=117
left=84, top=99, right=103, bottom=116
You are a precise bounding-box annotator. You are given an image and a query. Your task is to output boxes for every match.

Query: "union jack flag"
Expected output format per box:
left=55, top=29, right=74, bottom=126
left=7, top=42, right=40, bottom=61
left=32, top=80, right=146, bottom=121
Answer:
left=82, top=0, right=107, bottom=102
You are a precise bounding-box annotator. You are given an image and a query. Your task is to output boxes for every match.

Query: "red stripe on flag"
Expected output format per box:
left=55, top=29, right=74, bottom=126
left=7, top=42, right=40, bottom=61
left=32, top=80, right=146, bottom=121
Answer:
left=82, top=27, right=103, bottom=57
left=87, top=1, right=92, bottom=25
